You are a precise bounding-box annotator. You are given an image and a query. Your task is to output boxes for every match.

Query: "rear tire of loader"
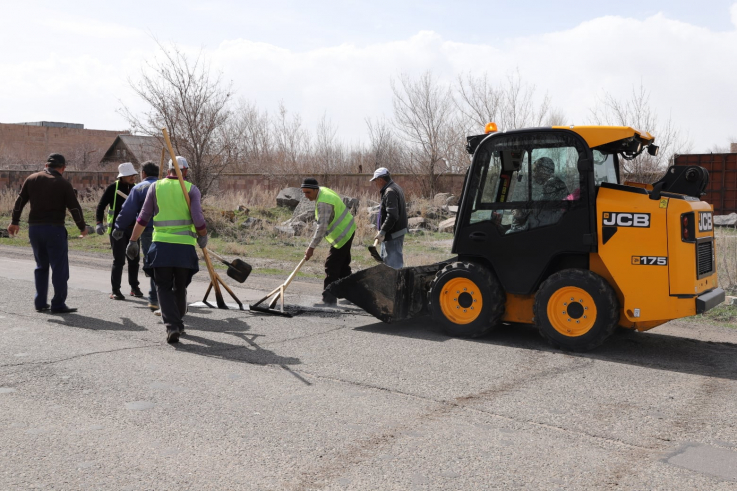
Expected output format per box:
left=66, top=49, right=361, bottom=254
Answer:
left=534, top=269, right=618, bottom=352
left=428, top=261, right=505, bottom=338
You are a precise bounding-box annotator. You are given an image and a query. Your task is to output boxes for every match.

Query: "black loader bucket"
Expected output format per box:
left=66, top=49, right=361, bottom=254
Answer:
left=326, top=260, right=454, bottom=323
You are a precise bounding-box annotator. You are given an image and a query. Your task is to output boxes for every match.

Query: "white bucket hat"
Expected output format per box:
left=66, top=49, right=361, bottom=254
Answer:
left=117, top=162, right=137, bottom=178
left=370, top=167, right=390, bottom=182
left=168, top=156, right=189, bottom=169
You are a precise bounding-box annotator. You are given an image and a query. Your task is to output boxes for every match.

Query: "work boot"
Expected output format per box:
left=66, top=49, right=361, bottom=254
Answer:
left=110, top=290, right=125, bottom=301
left=166, top=329, right=180, bottom=344
left=130, top=287, right=144, bottom=298
left=153, top=309, right=162, bottom=316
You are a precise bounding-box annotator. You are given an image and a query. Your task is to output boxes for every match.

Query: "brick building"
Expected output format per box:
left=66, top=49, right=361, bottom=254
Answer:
left=100, top=135, right=162, bottom=167
left=0, top=122, right=127, bottom=170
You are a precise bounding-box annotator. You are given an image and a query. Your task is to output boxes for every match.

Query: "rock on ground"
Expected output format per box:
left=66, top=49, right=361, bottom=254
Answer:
left=438, top=217, right=455, bottom=233
left=276, top=187, right=303, bottom=210
left=714, top=213, right=737, bottom=227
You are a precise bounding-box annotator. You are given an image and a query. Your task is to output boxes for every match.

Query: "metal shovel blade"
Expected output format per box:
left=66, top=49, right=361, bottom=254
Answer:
left=368, top=238, right=383, bottom=263
left=226, top=258, right=252, bottom=283
left=326, top=260, right=452, bottom=323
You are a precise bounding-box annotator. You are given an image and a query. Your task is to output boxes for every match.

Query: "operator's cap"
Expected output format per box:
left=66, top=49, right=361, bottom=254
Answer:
left=117, top=162, right=137, bottom=178
left=47, top=153, right=66, bottom=166
left=370, top=167, right=390, bottom=182
left=168, top=156, right=189, bottom=169
left=300, top=177, right=319, bottom=189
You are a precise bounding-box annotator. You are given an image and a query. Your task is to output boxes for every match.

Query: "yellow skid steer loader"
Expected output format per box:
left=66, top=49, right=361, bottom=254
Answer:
left=328, top=125, right=725, bottom=351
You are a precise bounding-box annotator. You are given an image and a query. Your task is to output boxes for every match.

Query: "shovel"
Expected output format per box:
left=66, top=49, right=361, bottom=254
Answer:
left=367, top=238, right=383, bottom=263
left=207, top=249, right=252, bottom=283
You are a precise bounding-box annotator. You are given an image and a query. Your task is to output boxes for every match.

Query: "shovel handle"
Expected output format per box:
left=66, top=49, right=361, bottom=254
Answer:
left=372, top=238, right=380, bottom=248
left=206, top=248, right=229, bottom=265
left=284, top=257, right=307, bottom=290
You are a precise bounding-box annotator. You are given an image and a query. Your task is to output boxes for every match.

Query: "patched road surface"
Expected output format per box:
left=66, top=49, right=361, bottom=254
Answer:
left=1, top=247, right=736, bottom=490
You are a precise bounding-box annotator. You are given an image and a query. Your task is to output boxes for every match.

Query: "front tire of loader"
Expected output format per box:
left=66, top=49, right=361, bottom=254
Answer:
left=428, top=261, right=505, bottom=338
left=534, top=269, right=618, bottom=352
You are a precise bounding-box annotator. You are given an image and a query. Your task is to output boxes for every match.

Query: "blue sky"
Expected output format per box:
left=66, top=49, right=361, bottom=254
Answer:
left=1, top=0, right=736, bottom=151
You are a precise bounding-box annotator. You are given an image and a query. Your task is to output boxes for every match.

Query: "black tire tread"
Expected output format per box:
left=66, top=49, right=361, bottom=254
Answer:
left=428, top=261, right=505, bottom=338
left=533, top=269, right=618, bottom=352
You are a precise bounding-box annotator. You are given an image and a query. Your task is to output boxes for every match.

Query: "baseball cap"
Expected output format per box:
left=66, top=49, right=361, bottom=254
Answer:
left=370, top=167, right=390, bottom=182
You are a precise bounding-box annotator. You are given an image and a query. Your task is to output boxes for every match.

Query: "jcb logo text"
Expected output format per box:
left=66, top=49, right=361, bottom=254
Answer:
left=602, top=212, right=650, bottom=228
left=698, top=212, right=713, bottom=232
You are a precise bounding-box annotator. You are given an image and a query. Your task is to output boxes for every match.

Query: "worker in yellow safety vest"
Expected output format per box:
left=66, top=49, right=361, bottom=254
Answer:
left=126, top=157, right=208, bottom=344
left=301, top=177, right=356, bottom=307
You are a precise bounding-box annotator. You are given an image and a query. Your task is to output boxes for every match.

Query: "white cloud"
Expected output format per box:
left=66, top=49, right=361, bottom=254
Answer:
left=1, top=7, right=736, bottom=151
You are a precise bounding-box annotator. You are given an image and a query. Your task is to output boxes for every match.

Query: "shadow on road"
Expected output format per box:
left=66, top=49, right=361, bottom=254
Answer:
left=355, top=317, right=737, bottom=381
left=46, top=314, right=148, bottom=332
left=168, top=315, right=306, bottom=383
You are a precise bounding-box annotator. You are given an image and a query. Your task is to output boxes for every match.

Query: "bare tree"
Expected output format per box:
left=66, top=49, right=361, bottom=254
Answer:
left=391, top=71, right=459, bottom=196
left=589, top=83, right=692, bottom=182
left=272, top=101, right=310, bottom=174
left=709, top=137, right=737, bottom=153
left=229, top=100, right=273, bottom=173
left=120, top=42, right=235, bottom=196
left=312, top=113, right=345, bottom=176
left=365, top=117, right=404, bottom=173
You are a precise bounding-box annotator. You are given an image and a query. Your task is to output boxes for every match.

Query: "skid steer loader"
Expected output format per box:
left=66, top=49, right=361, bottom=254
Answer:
left=328, top=124, right=725, bottom=351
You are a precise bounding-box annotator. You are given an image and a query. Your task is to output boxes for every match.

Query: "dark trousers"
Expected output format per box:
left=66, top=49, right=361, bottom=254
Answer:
left=153, top=267, right=192, bottom=331
left=110, top=228, right=140, bottom=292
left=140, top=229, right=157, bottom=304
left=323, top=232, right=354, bottom=303
left=29, top=225, right=69, bottom=310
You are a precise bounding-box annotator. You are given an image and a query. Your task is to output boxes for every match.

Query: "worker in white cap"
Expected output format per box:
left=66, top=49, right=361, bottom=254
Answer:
left=96, top=162, right=142, bottom=300
left=370, top=167, right=407, bottom=268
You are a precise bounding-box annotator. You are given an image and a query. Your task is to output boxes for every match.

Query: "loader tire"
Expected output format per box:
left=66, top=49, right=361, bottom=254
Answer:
left=534, top=269, right=618, bottom=352
left=428, top=261, right=505, bottom=338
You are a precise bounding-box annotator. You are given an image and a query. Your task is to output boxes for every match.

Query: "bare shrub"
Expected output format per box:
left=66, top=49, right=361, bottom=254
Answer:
left=716, top=228, right=737, bottom=293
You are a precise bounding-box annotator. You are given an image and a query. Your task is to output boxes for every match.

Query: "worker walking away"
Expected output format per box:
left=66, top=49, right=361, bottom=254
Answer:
left=96, top=162, right=141, bottom=300
left=7, top=153, right=88, bottom=313
left=113, top=160, right=159, bottom=311
left=301, top=178, right=356, bottom=307
left=370, top=167, right=407, bottom=269
left=126, top=157, right=208, bottom=344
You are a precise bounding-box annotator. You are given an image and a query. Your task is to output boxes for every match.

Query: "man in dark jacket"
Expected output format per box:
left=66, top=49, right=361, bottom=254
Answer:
left=114, top=161, right=159, bottom=310
left=96, top=162, right=140, bottom=300
left=370, top=167, right=407, bottom=268
left=8, top=153, right=88, bottom=313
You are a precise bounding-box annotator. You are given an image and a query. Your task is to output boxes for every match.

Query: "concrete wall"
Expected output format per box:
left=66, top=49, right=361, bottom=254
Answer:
left=1, top=170, right=467, bottom=198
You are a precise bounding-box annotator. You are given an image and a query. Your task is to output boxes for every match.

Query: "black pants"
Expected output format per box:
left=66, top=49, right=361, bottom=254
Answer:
left=153, top=267, right=193, bottom=332
left=110, top=228, right=140, bottom=292
left=323, top=232, right=354, bottom=303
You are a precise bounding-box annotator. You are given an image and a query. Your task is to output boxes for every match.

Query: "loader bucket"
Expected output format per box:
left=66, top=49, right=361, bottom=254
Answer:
left=326, top=260, right=454, bottom=323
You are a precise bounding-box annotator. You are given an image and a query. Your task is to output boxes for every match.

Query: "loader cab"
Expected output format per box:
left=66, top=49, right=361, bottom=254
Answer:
left=454, top=128, right=599, bottom=295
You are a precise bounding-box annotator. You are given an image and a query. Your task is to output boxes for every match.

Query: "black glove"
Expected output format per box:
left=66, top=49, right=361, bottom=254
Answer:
left=126, top=241, right=139, bottom=261
left=111, top=229, right=124, bottom=240
left=95, top=223, right=106, bottom=235
left=197, top=234, right=208, bottom=249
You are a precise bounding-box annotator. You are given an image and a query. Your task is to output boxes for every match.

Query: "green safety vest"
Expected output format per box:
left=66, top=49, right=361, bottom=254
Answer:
left=316, top=187, right=356, bottom=249
left=152, top=179, right=197, bottom=246
left=106, top=180, right=122, bottom=235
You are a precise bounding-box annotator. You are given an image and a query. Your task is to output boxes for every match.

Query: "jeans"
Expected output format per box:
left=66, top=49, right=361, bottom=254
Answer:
left=140, top=229, right=157, bottom=304
left=110, top=228, right=140, bottom=292
left=28, top=225, right=70, bottom=310
left=381, top=235, right=404, bottom=269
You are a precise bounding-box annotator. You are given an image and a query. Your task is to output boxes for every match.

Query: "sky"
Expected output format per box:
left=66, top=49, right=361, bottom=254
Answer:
left=1, top=0, right=736, bottom=152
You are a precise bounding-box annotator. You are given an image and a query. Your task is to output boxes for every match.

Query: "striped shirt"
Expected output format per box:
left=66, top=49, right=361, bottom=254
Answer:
left=309, top=191, right=335, bottom=249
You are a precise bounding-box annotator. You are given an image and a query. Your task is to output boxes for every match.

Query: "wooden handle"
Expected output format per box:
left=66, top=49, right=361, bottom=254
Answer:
left=372, top=238, right=380, bottom=248
left=161, top=128, right=190, bottom=209
left=283, top=258, right=307, bottom=290
left=116, top=190, right=129, bottom=199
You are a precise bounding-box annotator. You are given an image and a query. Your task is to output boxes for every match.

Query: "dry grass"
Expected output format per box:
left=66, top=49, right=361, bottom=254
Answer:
left=715, top=227, right=737, bottom=294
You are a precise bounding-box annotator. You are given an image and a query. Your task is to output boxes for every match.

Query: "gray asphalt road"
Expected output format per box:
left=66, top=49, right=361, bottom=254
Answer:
left=1, top=247, right=737, bottom=490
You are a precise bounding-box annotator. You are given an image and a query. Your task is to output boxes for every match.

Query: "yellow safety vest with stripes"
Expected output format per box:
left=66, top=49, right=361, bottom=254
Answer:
left=152, top=179, right=197, bottom=246
left=106, top=180, right=121, bottom=235
left=316, top=187, right=356, bottom=249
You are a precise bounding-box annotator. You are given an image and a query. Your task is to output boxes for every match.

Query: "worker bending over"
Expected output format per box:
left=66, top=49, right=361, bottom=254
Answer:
left=370, top=167, right=407, bottom=269
left=301, top=178, right=356, bottom=307
left=96, top=162, right=141, bottom=300
left=114, top=160, right=159, bottom=311
left=126, top=157, right=208, bottom=344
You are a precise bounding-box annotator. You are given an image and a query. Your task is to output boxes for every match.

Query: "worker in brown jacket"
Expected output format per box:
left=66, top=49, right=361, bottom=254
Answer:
left=7, top=153, right=88, bottom=313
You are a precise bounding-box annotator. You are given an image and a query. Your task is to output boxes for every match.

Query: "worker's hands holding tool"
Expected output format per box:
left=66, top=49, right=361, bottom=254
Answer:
left=95, top=222, right=105, bottom=235
left=7, top=224, right=19, bottom=237
left=79, top=227, right=89, bottom=238
left=125, top=240, right=139, bottom=261
left=304, top=247, right=314, bottom=261
left=373, top=231, right=385, bottom=243
left=196, top=233, right=208, bottom=249
left=111, top=229, right=123, bottom=241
